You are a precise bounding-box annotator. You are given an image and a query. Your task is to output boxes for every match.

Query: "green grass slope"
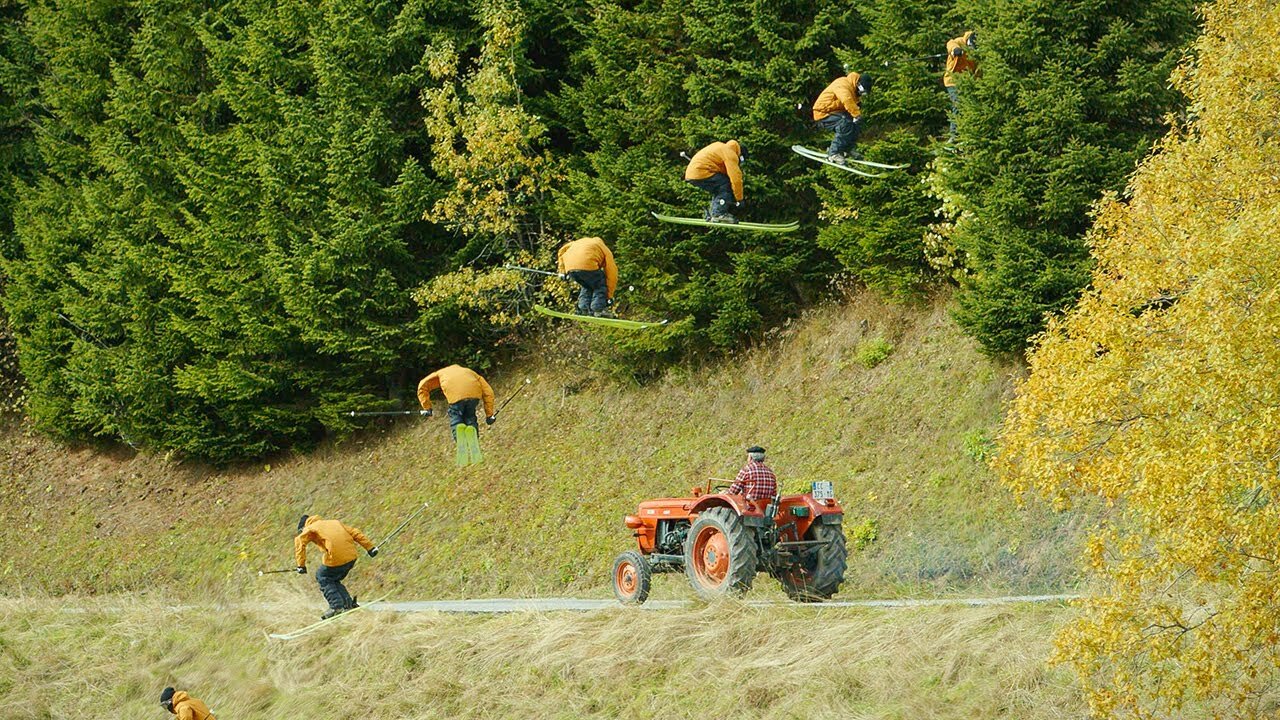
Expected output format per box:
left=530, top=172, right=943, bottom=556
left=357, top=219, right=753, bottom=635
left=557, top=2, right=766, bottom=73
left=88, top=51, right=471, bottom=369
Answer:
left=0, top=291, right=1085, bottom=601
left=0, top=596, right=1085, bottom=719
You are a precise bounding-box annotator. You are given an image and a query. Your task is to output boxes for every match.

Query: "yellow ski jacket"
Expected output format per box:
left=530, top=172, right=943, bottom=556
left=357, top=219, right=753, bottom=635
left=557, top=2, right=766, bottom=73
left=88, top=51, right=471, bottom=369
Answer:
left=944, top=31, right=977, bottom=87
left=684, top=140, right=745, bottom=202
left=812, top=72, right=864, bottom=121
left=417, top=365, right=496, bottom=416
left=170, top=691, right=215, bottom=720
left=557, top=237, right=618, bottom=299
left=294, top=516, right=374, bottom=568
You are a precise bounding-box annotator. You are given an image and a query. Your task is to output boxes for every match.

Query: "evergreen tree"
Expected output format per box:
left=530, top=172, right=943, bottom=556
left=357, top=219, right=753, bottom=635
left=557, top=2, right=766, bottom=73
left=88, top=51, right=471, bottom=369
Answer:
left=554, top=0, right=861, bottom=371
left=806, top=0, right=958, bottom=298
left=0, top=0, right=39, bottom=412
left=939, top=0, right=1198, bottom=354
left=4, top=0, right=463, bottom=460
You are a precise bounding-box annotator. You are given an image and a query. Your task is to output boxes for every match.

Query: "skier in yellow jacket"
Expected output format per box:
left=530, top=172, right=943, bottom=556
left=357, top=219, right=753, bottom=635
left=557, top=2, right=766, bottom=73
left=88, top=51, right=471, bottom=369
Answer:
left=811, top=71, right=874, bottom=164
left=944, top=31, right=977, bottom=138
left=556, top=236, right=619, bottom=318
left=417, top=364, right=497, bottom=437
left=684, top=140, right=746, bottom=224
left=294, top=514, right=376, bottom=619
left=160, top=687, right=215, bottom=720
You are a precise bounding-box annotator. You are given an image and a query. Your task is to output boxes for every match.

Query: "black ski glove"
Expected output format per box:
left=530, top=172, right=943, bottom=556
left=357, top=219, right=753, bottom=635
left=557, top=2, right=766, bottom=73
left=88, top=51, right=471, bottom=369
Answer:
left=368, top=547, right=379, bottom=558
left=485, top=415, right=496, bottom=425
left=295, top=566, right=307, bottom=574
left=423, top=408, right=433, bottom=418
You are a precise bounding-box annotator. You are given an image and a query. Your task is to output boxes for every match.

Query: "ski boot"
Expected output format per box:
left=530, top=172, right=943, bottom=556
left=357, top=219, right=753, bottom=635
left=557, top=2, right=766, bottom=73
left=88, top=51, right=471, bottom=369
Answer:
left=593, top=309, right=618, bottom=319
left=574, top=306, right=592, bottom=316
left=708, top=212, right=738, bottom=225
left=347, top=596, right=359, bottom=610
left=826, top=152, right=848, bottom=166
left=320, top=606, right=346, bottom=620
left=847, top=148, right=864, bottom=161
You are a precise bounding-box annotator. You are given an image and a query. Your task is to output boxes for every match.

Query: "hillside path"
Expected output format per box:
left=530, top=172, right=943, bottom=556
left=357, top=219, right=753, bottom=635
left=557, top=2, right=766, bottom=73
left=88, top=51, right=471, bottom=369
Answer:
left=372, top=594, right=1079, bottom=614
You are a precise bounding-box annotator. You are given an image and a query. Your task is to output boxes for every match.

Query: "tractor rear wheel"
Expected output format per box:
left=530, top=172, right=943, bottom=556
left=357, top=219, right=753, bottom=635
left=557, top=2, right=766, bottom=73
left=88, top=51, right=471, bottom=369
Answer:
left=776, top=522, right=847, bottom=602
left=683, top=507, right=758, bottom=600
left=612, top=550, right=652, bottom=605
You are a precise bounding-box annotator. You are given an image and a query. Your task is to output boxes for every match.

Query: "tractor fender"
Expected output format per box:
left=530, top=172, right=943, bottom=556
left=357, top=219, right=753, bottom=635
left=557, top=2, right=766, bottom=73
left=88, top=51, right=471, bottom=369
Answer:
left=688, top=494, right=768, bottom=526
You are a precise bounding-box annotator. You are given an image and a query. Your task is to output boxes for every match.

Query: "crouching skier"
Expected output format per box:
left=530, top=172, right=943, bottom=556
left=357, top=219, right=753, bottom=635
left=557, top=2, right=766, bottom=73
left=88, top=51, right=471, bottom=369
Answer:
left=294, top=514, right=377, bottom=619
left=811, top=71, right=874, bottom=164
left=417, top=364, right=498, bottom=437
left=556, top=236, right=619, bottom=318
left=159, top=687, right=215, bottom=720
left=684, top=139, right=746, bottom=224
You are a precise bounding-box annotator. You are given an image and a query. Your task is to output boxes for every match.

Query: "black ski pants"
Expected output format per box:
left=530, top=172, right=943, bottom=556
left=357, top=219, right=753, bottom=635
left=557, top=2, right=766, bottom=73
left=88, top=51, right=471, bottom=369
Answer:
left=686, top=174, right=736, bottom=218
left=446, top=398, right=480, bottom=440
left=316, top=560, right=356, bottom=610
left=566, top=269, right=610, bottom=313
left=816, top=111, right=863, bottom=155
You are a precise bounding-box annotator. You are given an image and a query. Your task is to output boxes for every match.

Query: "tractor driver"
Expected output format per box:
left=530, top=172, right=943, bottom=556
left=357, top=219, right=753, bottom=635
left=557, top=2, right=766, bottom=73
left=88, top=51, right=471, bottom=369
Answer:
left=727, top=445, right=778, bottom=500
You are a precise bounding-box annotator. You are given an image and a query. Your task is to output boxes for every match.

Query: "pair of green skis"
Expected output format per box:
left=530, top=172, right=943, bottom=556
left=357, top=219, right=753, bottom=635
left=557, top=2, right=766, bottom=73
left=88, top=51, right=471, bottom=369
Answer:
left=651, top=146, right=908, bottom=232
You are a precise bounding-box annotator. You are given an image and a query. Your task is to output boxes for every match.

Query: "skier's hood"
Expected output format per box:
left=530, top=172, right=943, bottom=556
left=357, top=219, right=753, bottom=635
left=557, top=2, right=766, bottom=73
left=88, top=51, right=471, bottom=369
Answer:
left=845, top=70, right=861, bottom=84
left=302, top=515, right=322, bottom=531
left=726, top=139, right=741, bottom=155
left=171, top=691, right=191, bottom=708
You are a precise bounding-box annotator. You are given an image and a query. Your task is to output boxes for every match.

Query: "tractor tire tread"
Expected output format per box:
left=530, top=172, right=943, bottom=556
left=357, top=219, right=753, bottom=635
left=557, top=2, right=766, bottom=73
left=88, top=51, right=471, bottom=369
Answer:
left=684, top=506, right=758, bottom=600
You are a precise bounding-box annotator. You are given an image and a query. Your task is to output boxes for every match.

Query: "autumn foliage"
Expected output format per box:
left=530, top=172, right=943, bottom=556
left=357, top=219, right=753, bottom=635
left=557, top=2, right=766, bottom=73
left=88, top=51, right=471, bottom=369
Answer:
left=998, top=0, right=1280, bottom=713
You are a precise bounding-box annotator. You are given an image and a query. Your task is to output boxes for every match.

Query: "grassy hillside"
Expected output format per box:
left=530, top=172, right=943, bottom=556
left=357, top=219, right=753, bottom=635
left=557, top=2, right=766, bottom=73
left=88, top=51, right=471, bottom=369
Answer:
left=0, top=595, right=1085, bottom=719
left=0, top=291, right=1085, bottom=601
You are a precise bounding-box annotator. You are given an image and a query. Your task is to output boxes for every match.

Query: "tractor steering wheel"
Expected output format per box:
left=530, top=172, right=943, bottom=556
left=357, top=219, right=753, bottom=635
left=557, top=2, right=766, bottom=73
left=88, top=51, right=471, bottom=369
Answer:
left=712, top=484, right=732, bottom=492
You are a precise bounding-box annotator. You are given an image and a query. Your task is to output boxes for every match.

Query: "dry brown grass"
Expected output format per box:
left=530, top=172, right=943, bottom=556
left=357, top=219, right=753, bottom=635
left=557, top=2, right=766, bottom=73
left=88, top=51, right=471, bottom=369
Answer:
left=0, top=595, right=1087, bottom=719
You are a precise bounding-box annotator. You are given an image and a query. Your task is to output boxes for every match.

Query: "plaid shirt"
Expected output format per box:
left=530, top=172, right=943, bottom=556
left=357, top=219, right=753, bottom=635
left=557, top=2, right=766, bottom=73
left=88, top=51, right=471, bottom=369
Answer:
left=728, top=460, right=778, bottom=500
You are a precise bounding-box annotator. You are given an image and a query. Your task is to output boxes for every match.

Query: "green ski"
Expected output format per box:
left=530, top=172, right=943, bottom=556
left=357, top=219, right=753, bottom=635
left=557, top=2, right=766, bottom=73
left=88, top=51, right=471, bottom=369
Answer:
left=534, top=304, right=668, bottom=330
left=791, top=145, right=908, bottom=171
left=650, top=212, right=799, bottom=233
left=268, top=594, right=391, bottom=641
left=455, top=424, right=482, bottom=467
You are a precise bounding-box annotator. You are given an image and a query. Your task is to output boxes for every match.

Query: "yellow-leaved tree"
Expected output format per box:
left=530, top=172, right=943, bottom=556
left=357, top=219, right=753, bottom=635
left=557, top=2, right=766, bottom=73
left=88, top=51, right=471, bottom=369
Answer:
left=417, top=0, right=566, bottom=327
left=998, top=0, right=1280, bottom=715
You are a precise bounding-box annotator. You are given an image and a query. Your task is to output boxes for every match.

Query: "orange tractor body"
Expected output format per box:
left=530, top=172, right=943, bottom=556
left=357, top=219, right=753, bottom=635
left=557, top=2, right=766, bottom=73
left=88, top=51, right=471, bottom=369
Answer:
left=612, top=481, right=848, bottom=604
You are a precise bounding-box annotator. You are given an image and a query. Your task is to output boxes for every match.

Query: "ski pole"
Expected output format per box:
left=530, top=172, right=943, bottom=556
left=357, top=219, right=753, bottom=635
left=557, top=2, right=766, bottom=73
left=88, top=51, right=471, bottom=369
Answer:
left=503, top=264, right=563, bottom=278
left=258, top=568, right=296, bottom=576
left=494, top=377, right=532, bottom=419
left=347, top=409, right=433, bottom=418
left=371, top=501, right=430, bottom=554
left=881, top=53, right=945, bottom=67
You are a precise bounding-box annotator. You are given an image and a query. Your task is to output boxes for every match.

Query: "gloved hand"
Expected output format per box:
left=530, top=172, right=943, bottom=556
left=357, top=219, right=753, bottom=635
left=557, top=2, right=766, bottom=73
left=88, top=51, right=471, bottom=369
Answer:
left=368, top=547, right=379, bottom=558
left=295, top=566, right=307, bottom=575
left=423, top=408, right=433, bottom=418
left=559, top=273, right=568, bottom=280
left=485, top=415, right=496, bottom=425
left=952, top=47, right=964, bottom=57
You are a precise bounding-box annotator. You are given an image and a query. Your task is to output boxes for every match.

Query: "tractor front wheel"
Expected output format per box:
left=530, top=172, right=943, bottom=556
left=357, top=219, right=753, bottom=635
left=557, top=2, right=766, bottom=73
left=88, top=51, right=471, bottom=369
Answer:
left=776, top=522, right=847, bottom=602
left=683, top=507, right=758, bottom=600
left=612, top=550, right=652, bottom=605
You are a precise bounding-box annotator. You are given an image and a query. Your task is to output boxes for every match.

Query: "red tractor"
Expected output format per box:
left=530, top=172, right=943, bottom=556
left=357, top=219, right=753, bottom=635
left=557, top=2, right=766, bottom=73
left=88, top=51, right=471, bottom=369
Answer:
left=612, top=480, right=847, bottom=604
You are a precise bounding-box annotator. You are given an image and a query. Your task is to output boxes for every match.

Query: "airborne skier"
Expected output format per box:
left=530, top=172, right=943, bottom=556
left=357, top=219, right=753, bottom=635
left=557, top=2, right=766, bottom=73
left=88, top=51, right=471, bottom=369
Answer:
left=944, top=31, right=978, bottom=139
left=417, top=364, right=497, bottom=437
left=556, top=236, right=619, bottom=318
left=684, top=140, right=746, bottom=224
left=811, top=71, right=874, bottom=164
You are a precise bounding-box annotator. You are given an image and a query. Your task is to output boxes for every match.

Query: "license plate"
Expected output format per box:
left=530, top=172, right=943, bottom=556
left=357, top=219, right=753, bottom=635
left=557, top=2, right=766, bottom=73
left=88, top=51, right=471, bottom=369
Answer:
left=811, top=481, right=834, bottom=500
